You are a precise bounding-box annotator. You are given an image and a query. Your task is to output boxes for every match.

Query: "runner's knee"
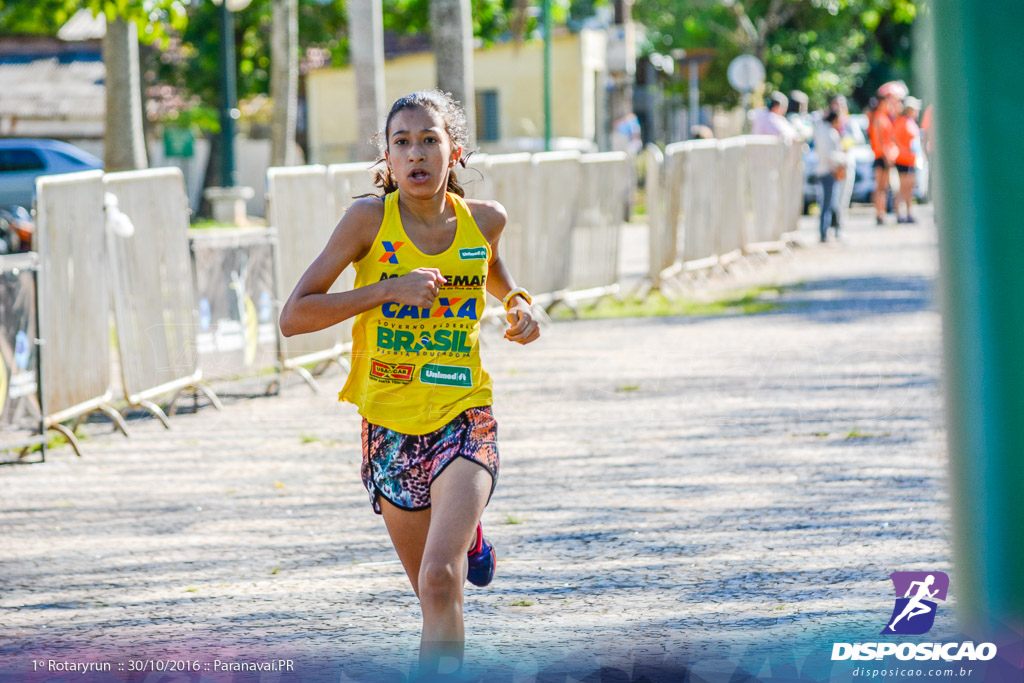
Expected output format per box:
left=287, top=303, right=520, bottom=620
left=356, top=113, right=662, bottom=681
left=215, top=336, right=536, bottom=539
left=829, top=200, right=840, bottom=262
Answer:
left=419, top=560, right=462, bottom=605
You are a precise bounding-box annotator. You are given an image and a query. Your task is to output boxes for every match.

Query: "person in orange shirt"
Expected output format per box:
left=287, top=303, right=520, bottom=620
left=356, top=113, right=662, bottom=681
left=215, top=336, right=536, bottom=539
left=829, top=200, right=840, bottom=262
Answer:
left=893, top=97, right=922, bottom=223
left=869, top=95, right=898, bottom=225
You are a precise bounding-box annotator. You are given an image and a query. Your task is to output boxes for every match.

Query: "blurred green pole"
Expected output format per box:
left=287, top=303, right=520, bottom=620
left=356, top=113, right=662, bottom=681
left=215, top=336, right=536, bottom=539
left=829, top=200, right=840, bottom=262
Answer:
left=219, top=0, right=238, bottom=187
left=542, top=0, right=552, bottom=151
left=932, top=2, right=1024, bottom=631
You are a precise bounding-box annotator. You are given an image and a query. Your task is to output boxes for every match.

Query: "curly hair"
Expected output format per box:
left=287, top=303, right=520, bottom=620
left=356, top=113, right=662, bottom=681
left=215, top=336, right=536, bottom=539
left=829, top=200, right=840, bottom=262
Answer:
left=366, top=90, right=473, bottom=198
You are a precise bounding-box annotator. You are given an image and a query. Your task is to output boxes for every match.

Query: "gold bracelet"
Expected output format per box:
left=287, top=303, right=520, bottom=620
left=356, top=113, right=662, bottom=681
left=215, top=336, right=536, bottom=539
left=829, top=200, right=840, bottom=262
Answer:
left=502, top=287, right=532, bottom=310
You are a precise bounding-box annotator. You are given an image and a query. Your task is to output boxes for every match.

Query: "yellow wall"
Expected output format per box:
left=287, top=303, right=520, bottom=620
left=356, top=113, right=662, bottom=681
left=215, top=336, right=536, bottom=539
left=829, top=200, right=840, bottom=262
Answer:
left=307, top=31, right=607, bottom=163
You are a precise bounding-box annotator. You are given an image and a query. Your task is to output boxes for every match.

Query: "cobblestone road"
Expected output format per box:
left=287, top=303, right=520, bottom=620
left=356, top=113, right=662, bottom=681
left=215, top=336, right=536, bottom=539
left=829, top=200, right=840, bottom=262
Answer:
left=0, top=207, right=951, bottom=680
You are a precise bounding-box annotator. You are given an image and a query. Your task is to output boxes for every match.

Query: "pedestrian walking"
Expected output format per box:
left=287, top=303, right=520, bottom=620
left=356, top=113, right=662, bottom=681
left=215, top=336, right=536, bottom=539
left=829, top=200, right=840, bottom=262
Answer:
left=893, top=96, right=922, bottom=223
left=827, top=94, right=856, bottom=231
left=813, top=110, right=847, bottom=242
left=278, top=89, right=540, bottom=678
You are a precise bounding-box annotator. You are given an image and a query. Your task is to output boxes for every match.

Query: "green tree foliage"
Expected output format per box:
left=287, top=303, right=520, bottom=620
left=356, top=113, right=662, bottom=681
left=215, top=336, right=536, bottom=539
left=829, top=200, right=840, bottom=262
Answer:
left=148, top=0, right=542, bottom=128
left=0, top=0, right=186, bottom=45
left=633, top=0, right=918, bottom=110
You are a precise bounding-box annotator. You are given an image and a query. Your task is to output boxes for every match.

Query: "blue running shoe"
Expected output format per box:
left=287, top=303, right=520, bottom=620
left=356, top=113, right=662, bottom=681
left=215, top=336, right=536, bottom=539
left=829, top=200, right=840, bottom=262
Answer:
left=466, top=522, right=496, bottom=587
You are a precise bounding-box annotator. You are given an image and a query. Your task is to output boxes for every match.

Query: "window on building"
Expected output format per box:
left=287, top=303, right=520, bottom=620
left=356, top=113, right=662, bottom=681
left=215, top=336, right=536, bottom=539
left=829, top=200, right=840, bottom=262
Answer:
left=475, top=90, right=500, bottom=142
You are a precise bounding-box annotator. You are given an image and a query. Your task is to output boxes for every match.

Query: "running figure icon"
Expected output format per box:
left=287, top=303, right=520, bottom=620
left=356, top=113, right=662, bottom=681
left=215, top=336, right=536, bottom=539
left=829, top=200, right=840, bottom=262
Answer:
left=888, top=574, right=938, bottom=630
left=882, top=571, right=949, bottom=635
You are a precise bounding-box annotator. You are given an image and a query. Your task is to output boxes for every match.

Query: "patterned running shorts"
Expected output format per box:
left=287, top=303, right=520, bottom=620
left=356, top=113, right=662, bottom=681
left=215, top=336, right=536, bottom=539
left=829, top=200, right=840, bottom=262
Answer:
left=360, top=406, right=500, bottom=515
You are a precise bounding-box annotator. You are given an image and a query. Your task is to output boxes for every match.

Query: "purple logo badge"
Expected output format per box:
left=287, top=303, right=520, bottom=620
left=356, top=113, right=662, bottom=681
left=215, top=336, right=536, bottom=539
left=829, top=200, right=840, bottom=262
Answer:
left=881, top=571, right=950, bottom=635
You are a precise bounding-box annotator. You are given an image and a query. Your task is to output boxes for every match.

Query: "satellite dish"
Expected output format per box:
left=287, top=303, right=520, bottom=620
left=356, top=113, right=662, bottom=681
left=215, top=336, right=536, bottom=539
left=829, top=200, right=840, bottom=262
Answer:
left=727, top=55, right=765, bottom=93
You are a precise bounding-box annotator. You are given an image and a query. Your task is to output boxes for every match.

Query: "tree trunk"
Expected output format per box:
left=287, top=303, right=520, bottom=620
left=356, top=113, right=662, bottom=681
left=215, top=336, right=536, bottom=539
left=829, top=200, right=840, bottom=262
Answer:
left=102, top=18, right=148, bottom=171
left=430, top=0, right=476, bottom=147
left=347, top=0, right=386, bottom=161
left=270, top=0, right=299, bottom=166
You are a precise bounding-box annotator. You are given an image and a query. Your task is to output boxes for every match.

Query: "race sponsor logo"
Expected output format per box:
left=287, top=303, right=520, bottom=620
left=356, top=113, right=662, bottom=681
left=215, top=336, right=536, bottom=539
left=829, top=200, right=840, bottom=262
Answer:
left=382, top=298, right=478, bottom=320
left=459, top=247, right=488, bottom=260
left=379, top=241, right=404, bottom=265
left=370, top=359, right=415, bottom=384
left=377, top=327, right=474, bottom=354
left=378, top=272, right=484, bottom=289
left=882, top=571, right=949, bottom=635
left=419, top=363, right=472, bottom=388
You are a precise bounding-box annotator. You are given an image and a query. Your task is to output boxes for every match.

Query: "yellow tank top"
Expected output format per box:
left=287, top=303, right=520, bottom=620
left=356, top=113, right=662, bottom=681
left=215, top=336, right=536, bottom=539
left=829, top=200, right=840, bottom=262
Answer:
left=339, top=190, right=493, bottom=434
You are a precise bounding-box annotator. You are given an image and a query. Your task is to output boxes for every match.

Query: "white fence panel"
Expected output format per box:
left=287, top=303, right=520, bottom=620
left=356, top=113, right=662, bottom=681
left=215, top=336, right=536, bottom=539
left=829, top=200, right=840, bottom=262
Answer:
left=681, top=140, right=719, bottom=267
left=460, top=154, right=494, bottom=202
left=716, top=137, right=748, bottom=261
left=570, top=152, right=626, bottom=291
left=104, top=167, right=216, bottom=421
left=480, top=153, right=532, bottom=292
left=529, top=151, right=581, bottom=297
left=780, top=140, right=804, bottom=237
left=744, top=136, right=785, bottom=245
left=327, top=161, right=377, bottom=216
left=34, top=171, right=116, bottom=428
left=267, top=165, right=347, bottom=375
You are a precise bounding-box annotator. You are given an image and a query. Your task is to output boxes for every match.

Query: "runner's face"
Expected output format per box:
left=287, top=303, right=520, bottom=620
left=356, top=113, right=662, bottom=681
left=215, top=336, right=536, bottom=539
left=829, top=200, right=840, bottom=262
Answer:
left=385, top=106, right=459, bottom=199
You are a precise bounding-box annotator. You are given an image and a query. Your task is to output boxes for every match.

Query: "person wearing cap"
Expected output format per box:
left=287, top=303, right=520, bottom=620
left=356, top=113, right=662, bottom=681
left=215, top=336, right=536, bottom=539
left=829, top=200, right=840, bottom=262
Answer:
left=893, top=96, right=922, bottom=223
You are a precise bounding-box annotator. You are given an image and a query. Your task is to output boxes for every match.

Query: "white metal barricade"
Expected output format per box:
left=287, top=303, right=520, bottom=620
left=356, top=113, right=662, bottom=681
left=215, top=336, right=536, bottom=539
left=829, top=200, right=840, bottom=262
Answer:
left=35, top=170, right=127, bottom=453
left=327, top=161, right=376, bottom=215
left=716, top=137, right=748, bottom=265
left=681, top=140, right=720, bottom=271
left=189, top=227, right=281, bottom=388
left=744, top=136, right=785, bottom=250
left=643, top=145, right=668, bottom=285
left=661, top=142, right=688, bottom=278
left=460, top=153, right=494, bottom=202
left=780, top=140, right=804, bottom=238
left=104, top=167, right=222, bottom=427
left=478, top=153, right=532, bottom=294
left=568, top=152, right=626, bottom=294
left=267, top=165, right=348, bottom=392
left=529, top=151, right=581, bottom=302
left=0, top=252, right=47, bottom=459
left=326, top=162, right=375, bottom=347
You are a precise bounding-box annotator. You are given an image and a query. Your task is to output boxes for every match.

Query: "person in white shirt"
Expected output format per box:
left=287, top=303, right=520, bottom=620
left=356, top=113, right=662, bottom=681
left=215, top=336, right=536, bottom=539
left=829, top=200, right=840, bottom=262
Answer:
left=751, top=92, right=798, bottom=143
left=813, top=110, right=848, bottom=242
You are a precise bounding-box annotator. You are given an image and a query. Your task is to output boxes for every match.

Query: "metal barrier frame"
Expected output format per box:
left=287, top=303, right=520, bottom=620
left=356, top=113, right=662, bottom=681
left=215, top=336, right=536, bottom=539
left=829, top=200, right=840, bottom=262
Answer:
left=267, top=165, right=347, bottom=392
left=105, top=167, right=222, bottom=428
left=35, top=170, right=128, bottom=456
left=0, top=253, right=47, bottom=463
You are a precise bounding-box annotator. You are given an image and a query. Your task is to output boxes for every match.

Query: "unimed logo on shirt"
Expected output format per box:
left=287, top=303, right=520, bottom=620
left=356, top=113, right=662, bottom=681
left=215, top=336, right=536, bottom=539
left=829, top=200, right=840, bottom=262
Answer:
left=419, top=363, right=472, bottom=387
left=459, top=247, right=488, bottom=260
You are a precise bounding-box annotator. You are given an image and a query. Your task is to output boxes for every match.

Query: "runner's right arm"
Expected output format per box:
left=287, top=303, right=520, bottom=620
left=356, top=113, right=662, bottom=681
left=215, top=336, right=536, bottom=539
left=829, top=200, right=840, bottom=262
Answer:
left=279, top=198, right=445, bottom=337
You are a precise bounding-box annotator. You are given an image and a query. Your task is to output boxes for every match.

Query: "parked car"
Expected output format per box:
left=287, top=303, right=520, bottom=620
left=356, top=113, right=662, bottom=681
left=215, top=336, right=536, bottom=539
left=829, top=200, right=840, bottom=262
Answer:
left=0, top=139, right=103, bottom=209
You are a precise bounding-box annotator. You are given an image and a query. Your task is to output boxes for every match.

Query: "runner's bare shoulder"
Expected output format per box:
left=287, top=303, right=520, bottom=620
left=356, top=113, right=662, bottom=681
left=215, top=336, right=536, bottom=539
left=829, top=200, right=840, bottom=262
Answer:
left=465, top=198, right=508, bottom=242
left=331, top=195, right=387, bottom=263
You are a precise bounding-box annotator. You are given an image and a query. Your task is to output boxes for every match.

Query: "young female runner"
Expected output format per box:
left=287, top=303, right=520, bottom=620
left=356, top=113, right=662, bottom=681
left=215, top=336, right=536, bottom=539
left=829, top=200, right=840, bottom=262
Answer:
left=279, top=90, right=539, bottom=676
